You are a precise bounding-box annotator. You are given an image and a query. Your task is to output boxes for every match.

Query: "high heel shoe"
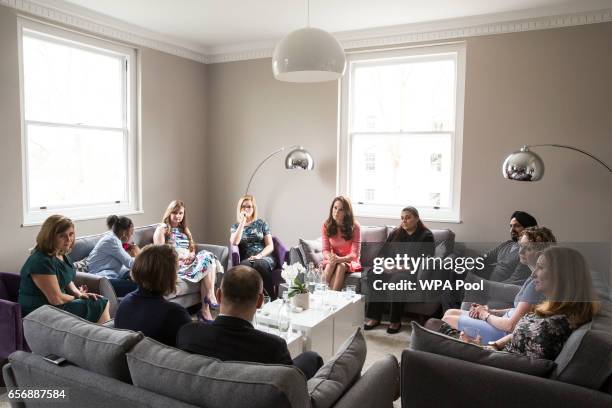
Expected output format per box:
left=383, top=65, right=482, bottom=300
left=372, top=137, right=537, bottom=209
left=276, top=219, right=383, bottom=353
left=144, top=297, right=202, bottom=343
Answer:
left=197, top=310, right=213, bottom=323
left=204, top=296, right=220, bottom=310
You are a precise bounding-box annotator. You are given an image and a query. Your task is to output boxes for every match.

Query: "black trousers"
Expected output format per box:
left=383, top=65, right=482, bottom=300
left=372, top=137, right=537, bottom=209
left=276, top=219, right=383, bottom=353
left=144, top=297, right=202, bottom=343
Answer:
left=293, top=351, right=324, bottom=379
left=240, top=259, right=275, bottom=299
left=365, top=271, right=414, bottom=324
left=109, top=269, right=137, bottom=297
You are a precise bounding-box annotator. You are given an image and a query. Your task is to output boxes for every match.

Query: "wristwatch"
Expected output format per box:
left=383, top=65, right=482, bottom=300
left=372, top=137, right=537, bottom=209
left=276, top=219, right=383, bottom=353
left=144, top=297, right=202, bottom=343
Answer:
left=487, top=341, right=501, bottom=350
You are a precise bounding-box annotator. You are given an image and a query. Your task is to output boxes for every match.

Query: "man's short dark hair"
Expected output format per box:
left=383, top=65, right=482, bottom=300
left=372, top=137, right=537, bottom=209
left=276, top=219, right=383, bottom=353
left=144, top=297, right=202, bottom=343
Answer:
left=221, top=265, right=262, bottom=307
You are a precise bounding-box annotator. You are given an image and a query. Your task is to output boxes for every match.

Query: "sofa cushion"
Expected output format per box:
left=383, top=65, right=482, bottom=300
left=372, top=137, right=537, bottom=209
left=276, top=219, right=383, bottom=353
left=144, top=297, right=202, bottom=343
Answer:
left=132, top=224, right=158, bottom=247
left=298, top=238, right=323, bottom=266
left=22, top=305, right=143, bottom=383
left=410, top=322, right=556, bottom=377
left=127, top=337, right=309, bottom=408
left=551, top=323, right=612, bottom=389
left=71, top=234, right=105, bottom=262
left=431, top=229, right=455, bottom=258
left=360, top=227, right=387, bottom=266
left=307, top=328, right=366, bottom=408
left=73, top=259, right=89, bottom=273
left=0, top=277, right=9, bottom=300
left=165, top=278, right=201, bottom=300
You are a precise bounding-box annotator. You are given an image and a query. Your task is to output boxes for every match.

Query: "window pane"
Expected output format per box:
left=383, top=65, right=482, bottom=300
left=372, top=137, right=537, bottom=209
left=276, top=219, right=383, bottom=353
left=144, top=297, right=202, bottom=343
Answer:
left=23, top=34, right=123, bottom=128
left=27, top=124, right=127, bottom=208
left=350, top=133, right=452, bottom=208
left=352, top=58, right=455, bottom=132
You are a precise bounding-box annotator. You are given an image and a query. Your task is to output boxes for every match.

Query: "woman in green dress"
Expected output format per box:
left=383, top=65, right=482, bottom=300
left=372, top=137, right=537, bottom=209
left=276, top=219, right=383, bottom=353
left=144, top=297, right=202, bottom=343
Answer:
left=19, top=215, right=110, bottom=323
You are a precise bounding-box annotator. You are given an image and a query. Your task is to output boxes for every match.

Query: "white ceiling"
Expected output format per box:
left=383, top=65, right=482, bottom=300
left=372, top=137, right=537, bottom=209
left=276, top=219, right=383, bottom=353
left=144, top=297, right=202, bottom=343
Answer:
left=37, top=0, right=612, bottom=56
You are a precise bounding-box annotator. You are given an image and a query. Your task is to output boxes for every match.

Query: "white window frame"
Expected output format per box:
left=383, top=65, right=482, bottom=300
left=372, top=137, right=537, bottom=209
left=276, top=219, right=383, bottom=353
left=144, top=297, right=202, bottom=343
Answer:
left=338, top=43, right=465, bottom=223
left=18, top=18, right=141, bottom=226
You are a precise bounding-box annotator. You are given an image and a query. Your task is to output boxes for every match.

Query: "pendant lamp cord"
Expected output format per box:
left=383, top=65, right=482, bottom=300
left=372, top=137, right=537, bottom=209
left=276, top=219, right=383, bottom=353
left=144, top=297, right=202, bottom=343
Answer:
left=307, top=0, right=310, bottom=27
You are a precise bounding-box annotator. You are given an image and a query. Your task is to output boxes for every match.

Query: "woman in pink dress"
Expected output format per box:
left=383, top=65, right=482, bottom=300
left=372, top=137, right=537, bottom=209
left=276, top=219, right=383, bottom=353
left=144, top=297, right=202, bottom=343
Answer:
left=321, top=196, right=362, bottom=291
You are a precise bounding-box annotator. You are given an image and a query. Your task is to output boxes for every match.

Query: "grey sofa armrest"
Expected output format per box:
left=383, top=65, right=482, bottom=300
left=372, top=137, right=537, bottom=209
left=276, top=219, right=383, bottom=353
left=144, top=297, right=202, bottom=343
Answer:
left=401, top=349, right=612, bottom=408
left=334, top=354, right=399, bottom=408
left=3, top=361, right=25, bottom=408
left=74, top=272, right=119, bottom=318
left=461, top=272, right=521, bottom=310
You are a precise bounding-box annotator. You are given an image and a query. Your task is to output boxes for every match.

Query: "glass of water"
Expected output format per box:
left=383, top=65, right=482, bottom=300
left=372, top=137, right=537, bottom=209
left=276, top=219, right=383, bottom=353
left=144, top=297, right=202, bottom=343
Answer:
left=462, top=326, right=482, bottom=345
left=314, top=282, right=327, bottom=309
left=343, top=285, right=356, bottom=299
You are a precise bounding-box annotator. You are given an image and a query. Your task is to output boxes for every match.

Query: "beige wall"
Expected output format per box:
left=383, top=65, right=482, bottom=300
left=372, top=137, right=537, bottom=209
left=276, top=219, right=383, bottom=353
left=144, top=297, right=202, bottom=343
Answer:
left=0, top=5, right=208, bottom=271
left=205, top=22, right=612, bottom=248
left=1, top=3, right=610, bottom=272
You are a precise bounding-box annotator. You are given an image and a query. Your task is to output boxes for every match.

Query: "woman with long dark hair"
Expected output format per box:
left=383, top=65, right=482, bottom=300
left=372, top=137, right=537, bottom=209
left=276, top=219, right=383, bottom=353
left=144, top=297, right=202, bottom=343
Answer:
left=321, top=196, right=362, bottom=291
left=364, top=206, right=434, bottom=334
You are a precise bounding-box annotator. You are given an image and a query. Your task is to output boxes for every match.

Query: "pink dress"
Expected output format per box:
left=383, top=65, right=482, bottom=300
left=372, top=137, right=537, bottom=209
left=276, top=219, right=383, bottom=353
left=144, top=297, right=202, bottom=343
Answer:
left=321, top=222, right=362, bottom=272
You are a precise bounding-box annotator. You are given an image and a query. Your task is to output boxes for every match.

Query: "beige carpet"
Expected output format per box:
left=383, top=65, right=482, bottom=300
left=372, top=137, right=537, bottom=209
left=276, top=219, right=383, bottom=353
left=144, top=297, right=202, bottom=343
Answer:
left=363, top=323, right=412, bottom=370
left=362, top=321, right=413, bottom=408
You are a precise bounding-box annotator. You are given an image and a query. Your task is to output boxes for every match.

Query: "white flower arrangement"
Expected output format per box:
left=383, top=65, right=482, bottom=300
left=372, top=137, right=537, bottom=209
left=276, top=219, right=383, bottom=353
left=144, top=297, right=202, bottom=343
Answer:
left=281, top=262, right=306, bottom=282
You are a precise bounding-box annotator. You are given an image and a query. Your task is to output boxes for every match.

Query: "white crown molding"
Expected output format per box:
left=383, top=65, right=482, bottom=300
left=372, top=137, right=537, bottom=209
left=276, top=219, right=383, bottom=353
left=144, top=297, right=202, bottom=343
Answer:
left=0, top=0, right=210, bottom=63
left=208, top=7, right=612, bottom=64
left=2, top=0, right=612, bottom=65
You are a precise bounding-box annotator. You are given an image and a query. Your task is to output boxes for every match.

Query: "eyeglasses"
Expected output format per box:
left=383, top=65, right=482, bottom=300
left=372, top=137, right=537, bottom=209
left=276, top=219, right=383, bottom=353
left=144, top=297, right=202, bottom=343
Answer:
left=241, top=205, right=253, bottom=209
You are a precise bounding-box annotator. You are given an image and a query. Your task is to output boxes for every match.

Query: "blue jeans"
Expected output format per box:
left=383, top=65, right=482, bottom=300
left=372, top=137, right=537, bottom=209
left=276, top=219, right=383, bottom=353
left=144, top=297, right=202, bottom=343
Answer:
left=457, top=309, right=514, bottom=343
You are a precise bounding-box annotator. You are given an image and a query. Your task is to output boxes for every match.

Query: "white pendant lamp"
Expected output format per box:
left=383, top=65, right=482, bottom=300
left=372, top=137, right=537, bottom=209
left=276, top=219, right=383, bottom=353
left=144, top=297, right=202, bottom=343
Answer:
left=272, top=0, right=346, bottom=82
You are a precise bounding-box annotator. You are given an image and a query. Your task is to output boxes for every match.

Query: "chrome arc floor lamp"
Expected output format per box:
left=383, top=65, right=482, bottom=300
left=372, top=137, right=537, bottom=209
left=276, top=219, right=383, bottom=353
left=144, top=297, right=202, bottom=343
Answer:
left=502, top=144, right=612, bottom=181
left=244, top=146, right=314, bottom=195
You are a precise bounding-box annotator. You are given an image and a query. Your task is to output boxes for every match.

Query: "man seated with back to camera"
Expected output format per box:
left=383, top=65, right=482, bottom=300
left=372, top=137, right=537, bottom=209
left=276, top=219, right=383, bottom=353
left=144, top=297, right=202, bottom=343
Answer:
left=177, top=265, right=323, bottom=379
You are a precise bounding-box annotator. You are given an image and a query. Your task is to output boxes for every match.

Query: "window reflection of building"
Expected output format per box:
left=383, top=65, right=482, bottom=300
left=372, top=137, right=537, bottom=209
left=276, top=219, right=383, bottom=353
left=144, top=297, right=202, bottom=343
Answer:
left=365, top=152, right=376, bottom=172
left=430, top=153, right=442, bottom=172
left=365, top=188, right=375, bottom=202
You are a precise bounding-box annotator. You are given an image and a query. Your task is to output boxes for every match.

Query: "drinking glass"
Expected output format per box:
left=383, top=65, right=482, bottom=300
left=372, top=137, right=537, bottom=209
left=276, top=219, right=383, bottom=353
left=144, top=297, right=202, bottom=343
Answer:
left=343, top=285, right=356, bottom=299
left=314, top=283, right=326, bottom=309
left=462, top=326, right=482, bottom=345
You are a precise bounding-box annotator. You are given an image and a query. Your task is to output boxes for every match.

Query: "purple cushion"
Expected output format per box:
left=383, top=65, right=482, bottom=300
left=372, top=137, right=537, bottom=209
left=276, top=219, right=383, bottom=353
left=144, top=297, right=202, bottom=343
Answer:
left=0, top=278, right=8, bottom=301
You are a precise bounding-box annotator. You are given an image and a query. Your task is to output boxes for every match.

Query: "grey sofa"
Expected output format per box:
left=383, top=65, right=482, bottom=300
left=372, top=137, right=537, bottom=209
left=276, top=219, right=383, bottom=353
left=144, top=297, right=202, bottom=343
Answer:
left=289, top=226, right=458, bottom=317
left=71, top=224, right=229, bottom=316
left=3, top=306, right=400, bottom=408
left=402, top=275, right=612, bottom=407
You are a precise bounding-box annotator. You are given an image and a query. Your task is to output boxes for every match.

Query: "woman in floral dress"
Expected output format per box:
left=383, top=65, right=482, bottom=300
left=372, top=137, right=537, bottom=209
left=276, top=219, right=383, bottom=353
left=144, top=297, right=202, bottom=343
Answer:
left=154, top=200, right=223, bottom=321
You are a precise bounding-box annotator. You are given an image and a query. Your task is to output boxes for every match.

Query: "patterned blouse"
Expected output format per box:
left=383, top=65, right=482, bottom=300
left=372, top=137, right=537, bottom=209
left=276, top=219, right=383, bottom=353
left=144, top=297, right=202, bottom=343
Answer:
left=231, top=218, right=275, bottom=269
left=503, top=312, right=573, bottom=360
left=168, top=227, right=191, bottom=258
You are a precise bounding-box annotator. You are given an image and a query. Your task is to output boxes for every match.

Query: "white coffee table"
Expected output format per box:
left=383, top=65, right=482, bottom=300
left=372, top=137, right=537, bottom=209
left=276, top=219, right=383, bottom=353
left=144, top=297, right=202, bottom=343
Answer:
left=255, top=291, right=364, bottom=361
